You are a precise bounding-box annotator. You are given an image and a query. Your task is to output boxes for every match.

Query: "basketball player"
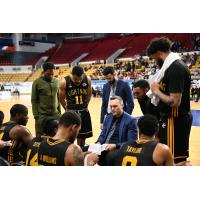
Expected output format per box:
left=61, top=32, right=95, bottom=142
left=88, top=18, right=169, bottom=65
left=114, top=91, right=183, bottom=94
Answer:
left=107, top=115, right=174, bottom=166
left=133, top=80, right=160, bottom=119
left=38, top=111, right=98, bottom=166
left=59, top=66, right=93, bottom=148
left=147, top=37, right=192, bottom=165
left=0, top=104, right=32, bottom=164
left=26, top=116, right=59, bottom=166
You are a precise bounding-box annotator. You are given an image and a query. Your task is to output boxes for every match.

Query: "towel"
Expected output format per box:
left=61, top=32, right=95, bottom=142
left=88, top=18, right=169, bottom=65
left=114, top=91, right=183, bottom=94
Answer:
left=147, top=52, right=180, bottom=106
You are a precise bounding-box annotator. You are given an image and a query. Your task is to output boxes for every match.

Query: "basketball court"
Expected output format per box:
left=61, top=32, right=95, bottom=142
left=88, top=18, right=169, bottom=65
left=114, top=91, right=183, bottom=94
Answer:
left=1, top=95, right=200, bottom=165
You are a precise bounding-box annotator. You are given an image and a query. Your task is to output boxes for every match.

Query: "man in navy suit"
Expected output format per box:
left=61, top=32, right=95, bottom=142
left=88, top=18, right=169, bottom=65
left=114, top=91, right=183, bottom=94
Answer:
left=97, top=96, right=137, bottom=165
left=100, top=67, right=134, bottom=129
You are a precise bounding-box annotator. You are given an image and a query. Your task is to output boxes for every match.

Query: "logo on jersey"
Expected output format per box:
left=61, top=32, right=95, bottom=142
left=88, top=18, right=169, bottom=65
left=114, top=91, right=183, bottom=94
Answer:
left=82, top=83, right=87, bottom=87
left=162, top=123, right=166, bottom=129
left=68, top=84, right=72, bottom=88
left=159, top=82, right=166, bottom=91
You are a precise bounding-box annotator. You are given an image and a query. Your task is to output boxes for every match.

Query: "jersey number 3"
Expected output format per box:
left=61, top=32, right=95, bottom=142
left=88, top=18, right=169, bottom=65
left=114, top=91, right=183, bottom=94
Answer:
left=122, top=156, right=138, bottom=166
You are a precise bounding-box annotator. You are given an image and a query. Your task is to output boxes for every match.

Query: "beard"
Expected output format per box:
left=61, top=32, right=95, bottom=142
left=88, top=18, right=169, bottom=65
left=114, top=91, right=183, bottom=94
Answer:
left=109, top=80, right=116, bottom=85
left=18, top=119, right=27, bottom=126
left=108, top=77, right=116, bottom=84
left=68, top=136, right=76, bottom=143
left=45, top=76, right=52, bottom=82
left=156, top=58, right=164, bottom=68
left=68, top=131, right=79, bottom=143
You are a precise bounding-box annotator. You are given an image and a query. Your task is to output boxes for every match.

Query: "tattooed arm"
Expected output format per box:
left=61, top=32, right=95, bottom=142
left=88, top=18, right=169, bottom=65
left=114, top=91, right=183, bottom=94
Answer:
left=150, top=82, right=182, bottom=107
left=64, top=144, right=99, bottom=166
left=155, top=91, right=182, bottom=107
left=64, top=144, right=84, bottom=166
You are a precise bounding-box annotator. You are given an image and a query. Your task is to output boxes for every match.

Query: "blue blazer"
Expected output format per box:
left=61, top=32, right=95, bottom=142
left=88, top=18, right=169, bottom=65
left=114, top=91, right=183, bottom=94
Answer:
left=97, top=112, right=138, bottom=148
left=100, top=79, right=134, bottom=123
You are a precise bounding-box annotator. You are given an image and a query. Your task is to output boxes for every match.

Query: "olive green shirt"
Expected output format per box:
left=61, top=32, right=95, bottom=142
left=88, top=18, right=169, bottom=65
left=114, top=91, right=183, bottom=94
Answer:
left=31, top=76, right=61, bottom=118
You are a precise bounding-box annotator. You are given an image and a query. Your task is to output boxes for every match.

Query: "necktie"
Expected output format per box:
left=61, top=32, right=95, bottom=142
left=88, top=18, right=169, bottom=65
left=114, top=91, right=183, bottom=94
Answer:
left=105, top=119, right=118, bottom=144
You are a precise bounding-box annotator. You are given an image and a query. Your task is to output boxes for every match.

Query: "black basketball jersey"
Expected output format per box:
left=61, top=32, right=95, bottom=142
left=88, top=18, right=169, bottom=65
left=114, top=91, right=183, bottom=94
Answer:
left=26, top=136, right=49, bottom=166
left=65, top=75, right=89, bottom=110
left=158, top=60, right=191, bottom=117
left=138, top=96, right=160, bottom=120
left=38, top=138, right=70, bottom=166
left=0, top=122, right=26, bottom=163
left=116, top=140, right=158, bottom=166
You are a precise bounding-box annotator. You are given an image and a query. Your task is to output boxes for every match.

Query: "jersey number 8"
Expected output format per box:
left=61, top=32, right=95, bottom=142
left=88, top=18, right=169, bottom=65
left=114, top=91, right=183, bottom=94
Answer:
left=122, top=156, right=138, bottom=166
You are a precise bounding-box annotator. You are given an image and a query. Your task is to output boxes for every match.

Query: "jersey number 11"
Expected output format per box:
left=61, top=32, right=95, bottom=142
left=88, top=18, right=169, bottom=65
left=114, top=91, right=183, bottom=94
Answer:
left=75, top=95, right=83, bottom=104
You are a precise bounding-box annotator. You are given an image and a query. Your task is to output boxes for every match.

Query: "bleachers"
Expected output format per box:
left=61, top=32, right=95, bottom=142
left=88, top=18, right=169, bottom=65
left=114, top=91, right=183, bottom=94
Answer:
left=26, top=54, right=43, bottom=66
left=26, top=68, right=43, bottom=82
left=26, top=67, right=70, bottom=81
left=0, top=74, right=12, bottom=82
left=57, top=66, right=71, bottom=78
left=0, top=73, right=29, bottom=82
left=26, top=45, right=59, bottom=66
left=0, top=57, right=15, bottom=66
left=1, top=34, right=194, bottom=67
left=9, top=73, right=30, bottom=82
left=170, top=33, right=193, bottom=50
left=190, top=55, right=200, bottom=79
left=25, top=65, right=100, bottom=82
left=119, top=33, right=193, bottom=58
left=82, top=35, right=133, bottom=61
left=0, top=34, right=198, bottom=83
left=195, top=55, right=200, bottom=66
left=49, top=41, right=99, bottom=64
left=49, top=34, right=194, bottom=63
left=3, top=51, right=38, bottom=65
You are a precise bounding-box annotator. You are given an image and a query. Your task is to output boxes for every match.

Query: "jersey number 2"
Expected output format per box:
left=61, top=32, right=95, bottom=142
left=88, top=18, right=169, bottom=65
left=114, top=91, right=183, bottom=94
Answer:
left=122, top=156, right=138, bottom=166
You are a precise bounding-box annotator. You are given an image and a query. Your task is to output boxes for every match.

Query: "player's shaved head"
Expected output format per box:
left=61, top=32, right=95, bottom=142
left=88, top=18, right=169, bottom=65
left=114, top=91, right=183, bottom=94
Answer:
left=137, top=115, right=159, bottom=136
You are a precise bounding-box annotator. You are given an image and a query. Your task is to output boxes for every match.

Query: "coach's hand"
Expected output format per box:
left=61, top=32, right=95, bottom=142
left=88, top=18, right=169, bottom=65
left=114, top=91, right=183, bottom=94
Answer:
left=100, top=123, right=103, bottom=130
left=105, top=144, right=116, bottom=151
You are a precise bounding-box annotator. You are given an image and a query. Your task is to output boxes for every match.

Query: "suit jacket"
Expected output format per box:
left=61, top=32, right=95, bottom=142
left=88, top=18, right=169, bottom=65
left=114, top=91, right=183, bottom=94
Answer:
left=97, top=112, right=138, bottom=148
left=100, top=79, right=134, bottom=123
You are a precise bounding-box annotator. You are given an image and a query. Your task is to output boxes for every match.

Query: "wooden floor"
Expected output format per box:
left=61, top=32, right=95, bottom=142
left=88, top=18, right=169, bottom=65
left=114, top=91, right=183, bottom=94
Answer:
left=0, top=95, right=200, bottom=165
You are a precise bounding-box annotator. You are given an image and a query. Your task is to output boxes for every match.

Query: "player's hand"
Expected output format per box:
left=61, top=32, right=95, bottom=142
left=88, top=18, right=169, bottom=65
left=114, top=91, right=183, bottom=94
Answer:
left=105, top=144, right=117, bottom=151
left=150, top=81, right=160, bottom=95
left=100, top=123, right=103, bottom=130
left=86, top=153, right=99, bottom=166
left=0, top=140, right=12, bottom=149
left=176, top=161, right=192, bottom=166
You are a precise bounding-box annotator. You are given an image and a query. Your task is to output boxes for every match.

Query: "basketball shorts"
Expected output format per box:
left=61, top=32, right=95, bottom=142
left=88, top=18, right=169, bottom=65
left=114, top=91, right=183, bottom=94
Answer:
left=159, top=112, right=192, bottom=164
left=74, top=109, right=93, bottom=139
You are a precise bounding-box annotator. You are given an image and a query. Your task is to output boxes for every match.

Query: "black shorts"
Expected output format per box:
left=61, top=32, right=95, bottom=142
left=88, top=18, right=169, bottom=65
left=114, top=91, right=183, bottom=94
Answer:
left=159, top=113, right=192, bottom=164
left=74, top=109, right=93, bottom=139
